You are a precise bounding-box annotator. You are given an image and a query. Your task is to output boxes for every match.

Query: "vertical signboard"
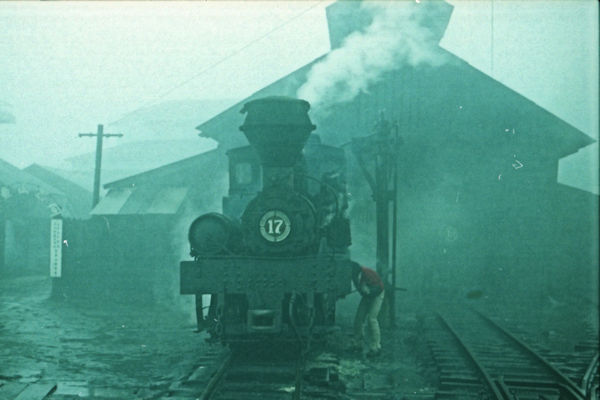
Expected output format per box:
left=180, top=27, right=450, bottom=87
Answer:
left=50, top=218, right=62, bottom=278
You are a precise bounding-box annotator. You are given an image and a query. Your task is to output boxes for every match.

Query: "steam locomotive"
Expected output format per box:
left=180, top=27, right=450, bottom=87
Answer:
left=180, top=96, right=353, bottom=343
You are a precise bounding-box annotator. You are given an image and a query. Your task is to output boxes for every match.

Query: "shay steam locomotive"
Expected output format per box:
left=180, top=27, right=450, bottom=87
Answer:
left=180, top=96, right=353, bottom=343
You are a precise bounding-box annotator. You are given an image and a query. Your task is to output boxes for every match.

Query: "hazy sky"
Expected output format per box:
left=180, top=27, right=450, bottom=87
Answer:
left=0, top=0, right=597, bottom=193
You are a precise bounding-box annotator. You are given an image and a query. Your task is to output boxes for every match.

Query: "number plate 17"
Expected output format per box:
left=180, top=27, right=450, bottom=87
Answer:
left=259, top=210, right=291, bottom=242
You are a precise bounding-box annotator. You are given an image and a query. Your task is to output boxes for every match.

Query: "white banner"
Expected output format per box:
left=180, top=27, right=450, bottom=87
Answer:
left=50, top=218, right=62, bottom=278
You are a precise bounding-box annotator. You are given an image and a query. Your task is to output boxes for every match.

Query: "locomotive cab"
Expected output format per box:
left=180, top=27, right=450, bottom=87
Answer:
left=222, top=145, right=261, bottom=219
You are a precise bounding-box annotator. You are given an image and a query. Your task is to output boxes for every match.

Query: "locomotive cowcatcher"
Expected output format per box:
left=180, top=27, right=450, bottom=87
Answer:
left=180, top=96, right=354, bottom=343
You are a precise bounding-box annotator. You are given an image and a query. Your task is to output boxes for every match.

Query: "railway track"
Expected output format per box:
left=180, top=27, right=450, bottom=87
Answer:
left=426, top=309, right=599, bottom=400
left=197, top=344, right=346, bottom=400
left=6, top=341, right=346, bottom=400
left=7, top=310, right=595, bottom=399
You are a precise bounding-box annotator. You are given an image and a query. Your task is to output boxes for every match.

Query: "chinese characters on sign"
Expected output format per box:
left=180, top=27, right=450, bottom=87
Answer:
left=50, top=218, right=62, bottom=278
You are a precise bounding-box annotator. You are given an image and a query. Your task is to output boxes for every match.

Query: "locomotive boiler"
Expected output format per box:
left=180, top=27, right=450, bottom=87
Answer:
left=180, top=96, right=353, bottom=343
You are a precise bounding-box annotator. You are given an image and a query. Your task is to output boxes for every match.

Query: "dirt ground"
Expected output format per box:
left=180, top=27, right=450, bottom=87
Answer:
left=3, top=274, right=593, bottom=400
left=0, top=275, right=212, bottom=399
left=1, top=275, right=436, bottom=399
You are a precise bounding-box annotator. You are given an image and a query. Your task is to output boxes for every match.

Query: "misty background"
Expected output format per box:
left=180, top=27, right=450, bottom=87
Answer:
left=0, top=0, right=597, bottom=195
left=0, top=2, right=597, bottom=378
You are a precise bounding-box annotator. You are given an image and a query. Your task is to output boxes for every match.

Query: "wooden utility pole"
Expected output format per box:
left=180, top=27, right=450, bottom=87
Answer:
left=79, top=124, right=123, bottom=208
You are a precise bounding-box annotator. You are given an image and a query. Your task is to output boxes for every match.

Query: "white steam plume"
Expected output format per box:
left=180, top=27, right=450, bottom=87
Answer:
left=297, top=0, right=448, bottom=112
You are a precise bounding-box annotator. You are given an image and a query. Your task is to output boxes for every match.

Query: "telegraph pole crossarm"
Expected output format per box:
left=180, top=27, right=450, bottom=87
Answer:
left=78, top=124, right=123, bottom=209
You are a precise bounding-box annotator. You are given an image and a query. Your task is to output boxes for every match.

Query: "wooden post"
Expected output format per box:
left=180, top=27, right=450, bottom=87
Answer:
left=375, top=115, right=393, bottom=327
left=374, top=124, right=391, bottom=325
left=79, top=124, right=123, bottom=208
left=390, top=122, right=399, bottom=327
left=351, top=114, right=402, bottom=327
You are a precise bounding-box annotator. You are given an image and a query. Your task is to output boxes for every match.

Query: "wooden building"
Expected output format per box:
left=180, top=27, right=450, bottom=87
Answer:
left=56, top=0, right=597, bottom=310
left=194, top=0, right=598, bottom=308
left=56, top=150, right=227, bottom=302
left=0, top=160, right=90, bottom=275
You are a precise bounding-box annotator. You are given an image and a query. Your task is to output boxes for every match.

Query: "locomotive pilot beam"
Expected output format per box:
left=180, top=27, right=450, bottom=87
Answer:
left=180, top=255, right=350, bottom=337
left=180, top=96, right=353, bottom=343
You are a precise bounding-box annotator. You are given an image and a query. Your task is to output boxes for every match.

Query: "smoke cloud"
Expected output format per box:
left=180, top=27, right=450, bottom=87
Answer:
left=297, top=0, right=448, bottom=112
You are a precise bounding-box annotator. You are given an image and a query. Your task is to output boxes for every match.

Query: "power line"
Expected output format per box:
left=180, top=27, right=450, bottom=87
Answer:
left=107, top=0, right=327, bottom=127
left=490, top=0, right=494, bottom=76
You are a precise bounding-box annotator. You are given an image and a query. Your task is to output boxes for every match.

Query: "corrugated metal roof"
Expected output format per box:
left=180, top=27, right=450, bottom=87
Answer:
left=90, top=187, right=188, bottom=215
left=103, top=148, right=224, bottom=189
left=23, top=164, right=92, bottom=219
left=146, top=187, right=188, bottom=214
left=195, top=1, right=594, bottom=158
left=90, top=188, right=133, bottom=215
left=0, top=158, right=63, bottom=195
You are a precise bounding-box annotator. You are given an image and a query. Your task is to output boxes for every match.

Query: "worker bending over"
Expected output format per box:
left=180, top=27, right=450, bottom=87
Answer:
left=351, top=262, right=385, bottom=357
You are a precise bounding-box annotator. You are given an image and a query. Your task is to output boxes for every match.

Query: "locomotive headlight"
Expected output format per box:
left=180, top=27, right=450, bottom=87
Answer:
left=259, top=210, right=291, bottom=242
left=188, top=213, right=242, bottom=256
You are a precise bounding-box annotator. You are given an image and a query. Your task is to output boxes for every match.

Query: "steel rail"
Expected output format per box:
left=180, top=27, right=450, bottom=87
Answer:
left=474, top=309, right=586, bottom=400
left=437, top=313, right=506, bottom=399
left=199, top=351, right=233, bottom=400
left=495, top=376, right=514, bottom=399
left=582, top=352, right=599, bottom=400
left=200, top=333, right=311, bottom=400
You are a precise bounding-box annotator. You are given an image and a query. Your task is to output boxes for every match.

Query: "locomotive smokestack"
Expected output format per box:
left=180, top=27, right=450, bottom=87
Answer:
left=240, top=96, right=315, bottom=187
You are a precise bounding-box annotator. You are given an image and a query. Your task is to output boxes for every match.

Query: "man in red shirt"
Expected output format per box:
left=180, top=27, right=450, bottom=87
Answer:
left=351, top=262, right=385, bottom=357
